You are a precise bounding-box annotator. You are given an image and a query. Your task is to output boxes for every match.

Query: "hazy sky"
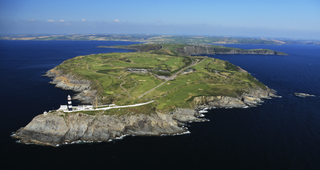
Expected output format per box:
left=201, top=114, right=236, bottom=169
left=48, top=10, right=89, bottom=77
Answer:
left=1, top=0, right=319, bottom=39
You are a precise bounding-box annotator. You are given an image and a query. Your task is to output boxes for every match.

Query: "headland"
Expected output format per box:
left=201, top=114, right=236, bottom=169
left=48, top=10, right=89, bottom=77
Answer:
left=13, top=43, right=281, bottom=146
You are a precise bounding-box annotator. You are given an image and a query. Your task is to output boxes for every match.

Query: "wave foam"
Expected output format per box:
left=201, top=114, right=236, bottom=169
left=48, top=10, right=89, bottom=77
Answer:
left=115, top=134, right=128, bottom=140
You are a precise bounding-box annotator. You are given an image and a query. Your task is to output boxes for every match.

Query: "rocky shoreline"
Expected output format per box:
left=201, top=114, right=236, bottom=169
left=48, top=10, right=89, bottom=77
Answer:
left=45, top=68, right=97, bottom=104
left=13, top=108, right=206, bottom=146
left=194, top=88, right=279, bottom=110
left=12, top=68, right=278, bottom=146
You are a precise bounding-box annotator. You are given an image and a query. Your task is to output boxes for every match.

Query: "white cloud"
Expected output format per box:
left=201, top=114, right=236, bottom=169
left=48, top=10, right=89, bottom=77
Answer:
left=47, top=19, right=54, bottom=22
left=81, top=19, right=86, bottom=21
left=58, top=20, right=64, bottom=22
left=28, top=19, right=35, bottom=22
left=114, top=19, right=120, bottom=22
left=155, top=19, right=161, bottom=22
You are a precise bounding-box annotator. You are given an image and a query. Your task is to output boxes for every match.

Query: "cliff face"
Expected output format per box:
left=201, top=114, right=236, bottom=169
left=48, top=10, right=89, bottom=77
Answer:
left=175, top=46, right=286, bottom=56
left=13, top=108, right=204, bottom=146
left=194, top=87, right=277, bottom=109
left=46, top=69, right=96, bottom=104
left=176, top=46, right=216, bottom=56
left=46, top=69, right=91, bottom=92
left=105, top=45, right=287, bottom=56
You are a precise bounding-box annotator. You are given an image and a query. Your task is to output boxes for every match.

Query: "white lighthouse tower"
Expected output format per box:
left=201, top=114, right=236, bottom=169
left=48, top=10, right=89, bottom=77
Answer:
left=67, top=95, right=72, bottom=111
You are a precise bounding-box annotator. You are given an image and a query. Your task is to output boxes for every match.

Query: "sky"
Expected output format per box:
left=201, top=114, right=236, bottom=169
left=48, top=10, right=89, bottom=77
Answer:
left=0, top=0, right=319, bottom=39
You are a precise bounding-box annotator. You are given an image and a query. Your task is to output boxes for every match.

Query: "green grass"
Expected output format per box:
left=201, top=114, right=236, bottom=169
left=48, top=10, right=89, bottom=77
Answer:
left=164, top=57, right=185, bottom=71
left=129, top=74, right=163, bottom=99
left=53, top=47, right=269, bottom=113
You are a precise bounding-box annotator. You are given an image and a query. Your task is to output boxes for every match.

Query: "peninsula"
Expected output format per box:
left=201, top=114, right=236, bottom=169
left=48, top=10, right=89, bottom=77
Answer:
left=99, top=43, right=288, bottom=56
left=13, top=43, right=280, bottom=146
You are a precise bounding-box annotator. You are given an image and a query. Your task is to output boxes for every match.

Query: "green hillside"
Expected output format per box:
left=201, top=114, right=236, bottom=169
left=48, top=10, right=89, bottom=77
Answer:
left=54, top=46, right=267, bottom=112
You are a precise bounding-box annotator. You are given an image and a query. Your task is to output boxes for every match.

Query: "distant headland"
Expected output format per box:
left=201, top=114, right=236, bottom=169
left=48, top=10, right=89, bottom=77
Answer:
left=99, top=43, right=288, bottom=56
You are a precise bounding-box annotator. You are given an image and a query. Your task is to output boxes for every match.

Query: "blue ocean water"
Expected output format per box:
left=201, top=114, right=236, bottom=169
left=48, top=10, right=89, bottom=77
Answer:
left=0, top=41, right=320, bottom=170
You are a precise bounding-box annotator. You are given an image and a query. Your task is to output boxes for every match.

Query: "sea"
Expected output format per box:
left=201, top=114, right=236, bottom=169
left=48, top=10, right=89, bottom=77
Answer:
left=0, top=41, right=319, bottom=170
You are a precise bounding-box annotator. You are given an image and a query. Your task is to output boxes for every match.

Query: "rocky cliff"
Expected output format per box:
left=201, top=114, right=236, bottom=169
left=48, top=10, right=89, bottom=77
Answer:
left=176, top=46, right=216, bottom=56
left=104, top=44, right=287, bottom=56
left=194, top=87, right=278, bottom=109
left=13, top=108, right=205, bottom=146
left=46, top=69, right=96, bottom=104
left=175, top=45, right=287, bottom=56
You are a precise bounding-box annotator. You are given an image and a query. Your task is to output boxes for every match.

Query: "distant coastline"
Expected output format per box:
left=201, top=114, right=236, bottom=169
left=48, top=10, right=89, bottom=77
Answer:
left=1, top=34, right=319, bottom=45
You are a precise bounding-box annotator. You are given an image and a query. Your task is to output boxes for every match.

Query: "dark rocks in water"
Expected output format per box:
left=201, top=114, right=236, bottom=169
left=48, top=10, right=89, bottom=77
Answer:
left=294, top=92, right=315, bottom=98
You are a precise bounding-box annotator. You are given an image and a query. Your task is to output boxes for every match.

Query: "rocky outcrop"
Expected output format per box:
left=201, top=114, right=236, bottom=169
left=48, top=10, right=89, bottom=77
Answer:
left=176, top=46, right=216, bottom=56
left=294, top=92, right=315, bottom=97
left=45, top=69, right=96, bottom=104
left=194, top=87, right=278, bottom=109
left=13, top=108, right=205, bottom=146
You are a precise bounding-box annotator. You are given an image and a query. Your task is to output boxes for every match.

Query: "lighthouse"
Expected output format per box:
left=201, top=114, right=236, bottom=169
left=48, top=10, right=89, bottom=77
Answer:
left=67, top=95, right=72, bottom=111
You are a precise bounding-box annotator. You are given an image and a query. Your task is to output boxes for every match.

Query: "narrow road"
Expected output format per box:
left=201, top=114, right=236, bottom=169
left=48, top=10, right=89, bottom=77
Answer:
left=118, top=75, right=131, bottom=98
left=128, top=77, right=138, bottom=93
left=65, top=100, right=155, bottom=112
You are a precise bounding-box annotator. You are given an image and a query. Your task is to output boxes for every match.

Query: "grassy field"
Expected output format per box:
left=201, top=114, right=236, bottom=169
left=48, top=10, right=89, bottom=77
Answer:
left=54, top=44, right=268, bottom=113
